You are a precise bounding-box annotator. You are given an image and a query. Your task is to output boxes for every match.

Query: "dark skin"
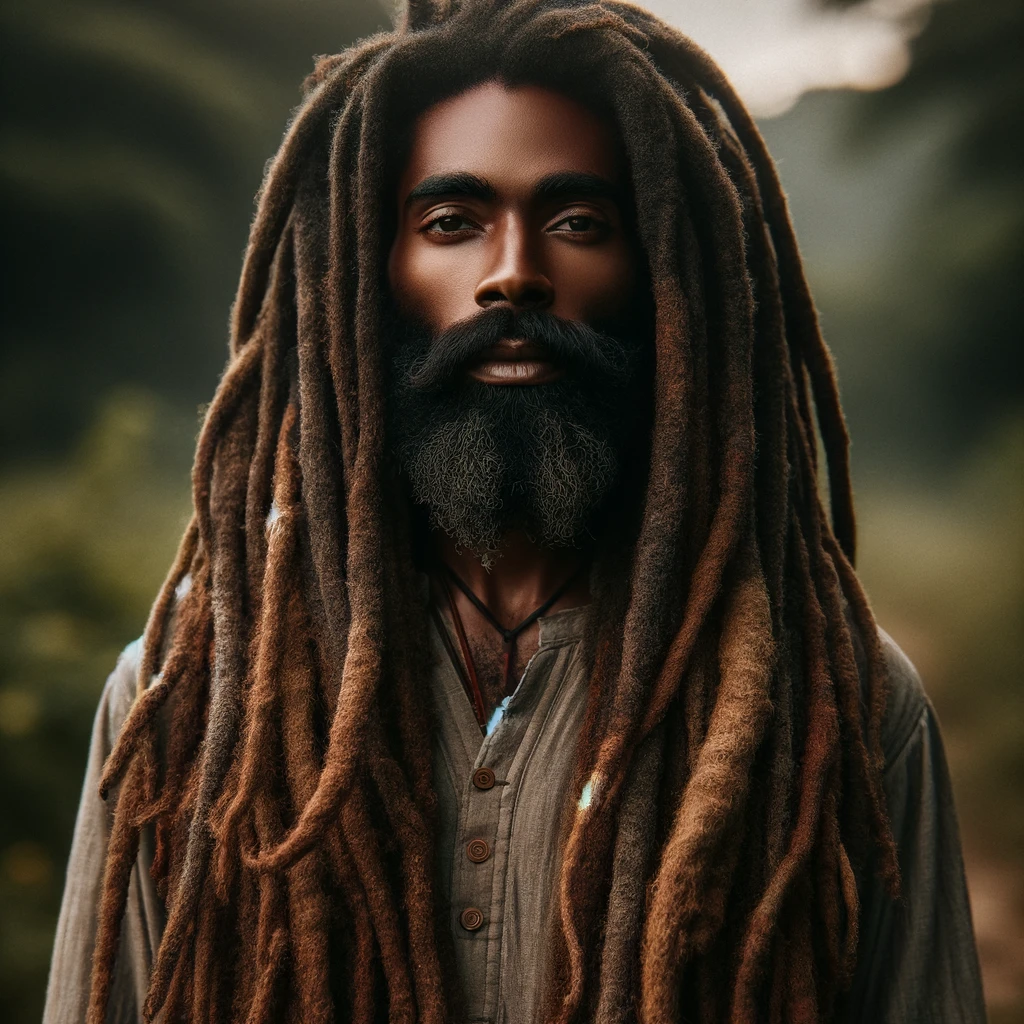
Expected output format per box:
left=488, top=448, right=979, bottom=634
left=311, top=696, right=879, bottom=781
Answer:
left=389, top=81, right=639, bottom=709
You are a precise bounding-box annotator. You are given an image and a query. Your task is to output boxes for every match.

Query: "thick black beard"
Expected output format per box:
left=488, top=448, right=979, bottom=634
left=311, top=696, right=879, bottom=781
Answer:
left=385, top=307, right=646, bottom=562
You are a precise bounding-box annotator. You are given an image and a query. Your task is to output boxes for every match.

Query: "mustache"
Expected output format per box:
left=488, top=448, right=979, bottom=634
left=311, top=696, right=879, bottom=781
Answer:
left=402, top=307, right=634, bottom=392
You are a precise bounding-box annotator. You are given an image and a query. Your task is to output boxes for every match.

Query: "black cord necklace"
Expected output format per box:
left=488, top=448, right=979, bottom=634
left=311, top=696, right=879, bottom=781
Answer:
left=441, top=561, right=586, bottom=705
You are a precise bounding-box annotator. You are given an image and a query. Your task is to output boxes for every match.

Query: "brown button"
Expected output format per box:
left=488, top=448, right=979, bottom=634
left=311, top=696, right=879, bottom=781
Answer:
left=473, top=767, right=496, bottom=790
left=466, top=838, right=491, bottom=863
left=459, top=906, right=484, bottom=931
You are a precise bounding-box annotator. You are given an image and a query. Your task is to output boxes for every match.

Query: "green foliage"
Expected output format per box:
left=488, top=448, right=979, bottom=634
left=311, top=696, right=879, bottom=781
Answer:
left=857, top=416, right=1024, bottom=852
left=0, top=0, right=387, bottom=462
left=763, top=0, right=1023, bottom=467
left=0, top=391, right=193, bottom=1020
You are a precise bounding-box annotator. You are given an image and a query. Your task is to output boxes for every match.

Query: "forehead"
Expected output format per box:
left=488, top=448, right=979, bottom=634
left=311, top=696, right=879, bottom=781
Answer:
left=397, top=80, right=624, bottom=196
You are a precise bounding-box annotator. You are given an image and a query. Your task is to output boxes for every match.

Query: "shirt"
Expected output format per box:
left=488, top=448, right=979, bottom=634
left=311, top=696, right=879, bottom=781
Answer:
left=44, top=612, right=986, bottom=1023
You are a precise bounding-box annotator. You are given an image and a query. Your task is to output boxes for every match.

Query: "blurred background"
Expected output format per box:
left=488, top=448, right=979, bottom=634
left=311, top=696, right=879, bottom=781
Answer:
left=0, top=0, right=1019, bottom=1019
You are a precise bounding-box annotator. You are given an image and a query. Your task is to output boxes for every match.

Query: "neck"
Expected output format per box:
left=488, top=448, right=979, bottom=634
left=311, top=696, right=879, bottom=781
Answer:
left=432, top=529, right=591, bottom=627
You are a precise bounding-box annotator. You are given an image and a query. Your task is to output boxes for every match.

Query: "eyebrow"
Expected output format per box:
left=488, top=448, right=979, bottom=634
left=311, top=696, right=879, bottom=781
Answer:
left=403, top=170, right=622, bottom=208
left=404, top=172, right=496, bottom=207
left=533, top=171, right=621, bottom=205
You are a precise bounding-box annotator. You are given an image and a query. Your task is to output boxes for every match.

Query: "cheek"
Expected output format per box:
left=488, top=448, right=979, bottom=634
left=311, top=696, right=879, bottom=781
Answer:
left=548, top=241, right=637, bottom=321
left=388, top=236, right=482, bottom=330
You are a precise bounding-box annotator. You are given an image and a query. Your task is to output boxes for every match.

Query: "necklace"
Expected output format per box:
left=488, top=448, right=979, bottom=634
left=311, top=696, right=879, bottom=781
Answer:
left=432, top=562, right=585, bottom=728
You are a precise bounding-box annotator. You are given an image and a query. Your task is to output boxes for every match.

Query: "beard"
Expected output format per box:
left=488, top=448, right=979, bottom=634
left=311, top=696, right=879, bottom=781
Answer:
left=385, top=305, right=647, bottom=561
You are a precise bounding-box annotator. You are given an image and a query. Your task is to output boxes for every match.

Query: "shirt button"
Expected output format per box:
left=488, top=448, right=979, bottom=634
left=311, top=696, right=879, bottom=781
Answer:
left=466, top=838, right=491, bottom=863
left=473, top=767, right=496, bottom=790
left=460, top=906, right=484, bottom=931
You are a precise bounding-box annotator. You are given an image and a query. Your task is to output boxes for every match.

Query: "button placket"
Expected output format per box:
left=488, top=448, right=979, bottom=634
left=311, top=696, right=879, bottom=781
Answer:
left=454, top=752, right=502, bottom=949
left=430, top=605, right=591, bottom=1021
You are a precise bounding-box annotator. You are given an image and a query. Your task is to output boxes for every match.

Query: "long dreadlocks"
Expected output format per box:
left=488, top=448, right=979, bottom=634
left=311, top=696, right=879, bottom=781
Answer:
left=89, top=1, right=899, bottom=1021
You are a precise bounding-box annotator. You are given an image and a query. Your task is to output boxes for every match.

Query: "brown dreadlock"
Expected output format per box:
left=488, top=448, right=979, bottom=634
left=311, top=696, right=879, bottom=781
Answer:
left=89, top=1, right=899, bottom=1021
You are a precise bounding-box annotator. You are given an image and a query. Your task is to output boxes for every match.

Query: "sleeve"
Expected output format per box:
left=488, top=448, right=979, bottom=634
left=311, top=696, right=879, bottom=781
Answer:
left=43, top=641, right=165, bottom=1024
left=846, top=637, right=987, bottom=1023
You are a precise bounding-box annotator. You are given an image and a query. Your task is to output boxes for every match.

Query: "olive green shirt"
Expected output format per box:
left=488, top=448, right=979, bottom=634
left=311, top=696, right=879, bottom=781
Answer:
left=44, top=614, right=985, bottom=1023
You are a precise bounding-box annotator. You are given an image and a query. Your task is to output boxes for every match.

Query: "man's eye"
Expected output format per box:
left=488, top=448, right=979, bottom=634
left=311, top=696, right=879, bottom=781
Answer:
left=428, top=214, right=473, bottom=233
left=552, top=214, right=604, bottom=233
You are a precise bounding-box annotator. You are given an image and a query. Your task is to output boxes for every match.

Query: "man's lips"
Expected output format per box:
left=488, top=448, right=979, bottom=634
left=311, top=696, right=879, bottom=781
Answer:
left=467, top=337, right=565, bottom=386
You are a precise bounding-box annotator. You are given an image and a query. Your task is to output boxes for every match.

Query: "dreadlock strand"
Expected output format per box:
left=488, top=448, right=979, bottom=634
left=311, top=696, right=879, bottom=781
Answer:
left=330, top=833, right=379, bottom=1023
left=366, top=724, right=446, bottom=1022
left=136, top=517, right=199, bottom=697
left=191, top=338, right=264, bottom=553
left=250, top=781, right=291, bottom=1021
left=273, top=500, right=342, bottom=1024
left=826, top=532, right=900, bottom=893
left=85, top=754, right=149, bottom=1024
left=732, top=521, right=839, bottom=1017
left=683, top=638, right=716, bottom=776
left=236, top=463, right=311, bottom=1024
left=343, top=791, right=417, bottom=1022
left=244, top=229, right=295, bottom=600
left=303, top=32, right=397, bottom=96
left=293, top=181, right=352, bottom=674
left=325, top=83, right=370, bottom=477
left=98, top=679, right=173, bottom=804
left=230, top=46, right=391, bottom=350
left=815, top=530, right=881, bottom=864
left=284, top=856, right=333, bottom=1024
left=243, top=927, right=288, bottom=1024
left=815, top=783, right=848, bottom=1002
left=189, top=872, right=221, bottom=1023
left=692, top=90, right=792, bottom=622
left=656, top=30, right=846, bottom=506
left=837, top=832, right=861, bottom=982
left=158, top=937, right=190, bottom=1024
left=594, top=728, right=665, bottom=1023
left=279, top=632, right=334, bottom=1024
left=145, top=381, right=261, bottom=1018
left=215, top=405, right=300, bottom=894
left=792, top=886, right=822, bottom=1023
left=144, top=561, right=213, bottom=893
left=791, top=396, right=896, bottom=889
left=763, top=648, right=796, bottom=878
left=401, top=0, right=457, bottom=32
left=640, top=550, right=773, bottom=1020
left=637, top=75, right=759, bottom=737
left=97, top=517, right=199, bottom=798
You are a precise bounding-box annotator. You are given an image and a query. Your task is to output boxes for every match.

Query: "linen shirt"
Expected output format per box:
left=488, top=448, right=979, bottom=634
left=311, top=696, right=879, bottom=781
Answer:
left=44, top=610, right=986, bottom=1023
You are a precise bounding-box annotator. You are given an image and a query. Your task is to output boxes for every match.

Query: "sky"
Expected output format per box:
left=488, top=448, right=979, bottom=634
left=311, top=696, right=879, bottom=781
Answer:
left=631, top=0, right=937, bottom=114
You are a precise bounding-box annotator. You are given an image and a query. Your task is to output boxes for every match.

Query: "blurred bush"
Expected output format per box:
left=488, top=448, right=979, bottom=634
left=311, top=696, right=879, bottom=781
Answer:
left=0, top=0, right=386, bottom=463
left=0, top=391, right=192, bottom=1018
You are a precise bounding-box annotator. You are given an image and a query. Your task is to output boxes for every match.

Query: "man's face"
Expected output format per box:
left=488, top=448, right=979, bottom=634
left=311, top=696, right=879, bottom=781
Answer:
left=389, top=80, right=638, bottom=381
left=385, top=81, right=647, bottom=557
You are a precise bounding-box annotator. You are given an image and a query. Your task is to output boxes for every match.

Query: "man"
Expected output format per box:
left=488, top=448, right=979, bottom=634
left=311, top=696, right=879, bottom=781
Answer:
left=45, top=1, right=985, bottom=1022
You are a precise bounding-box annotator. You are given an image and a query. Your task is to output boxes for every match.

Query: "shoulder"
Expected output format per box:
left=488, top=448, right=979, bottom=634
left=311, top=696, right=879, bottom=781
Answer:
left=849, top=634, right=986, bottom=1021
left=875, top=628, right=929, bottom=772
left=97, top=638, right=144, bottom=749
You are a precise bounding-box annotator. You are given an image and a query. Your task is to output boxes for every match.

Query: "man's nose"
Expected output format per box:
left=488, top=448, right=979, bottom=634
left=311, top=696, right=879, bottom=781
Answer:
left=474, top=218, right=554, bottom=310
